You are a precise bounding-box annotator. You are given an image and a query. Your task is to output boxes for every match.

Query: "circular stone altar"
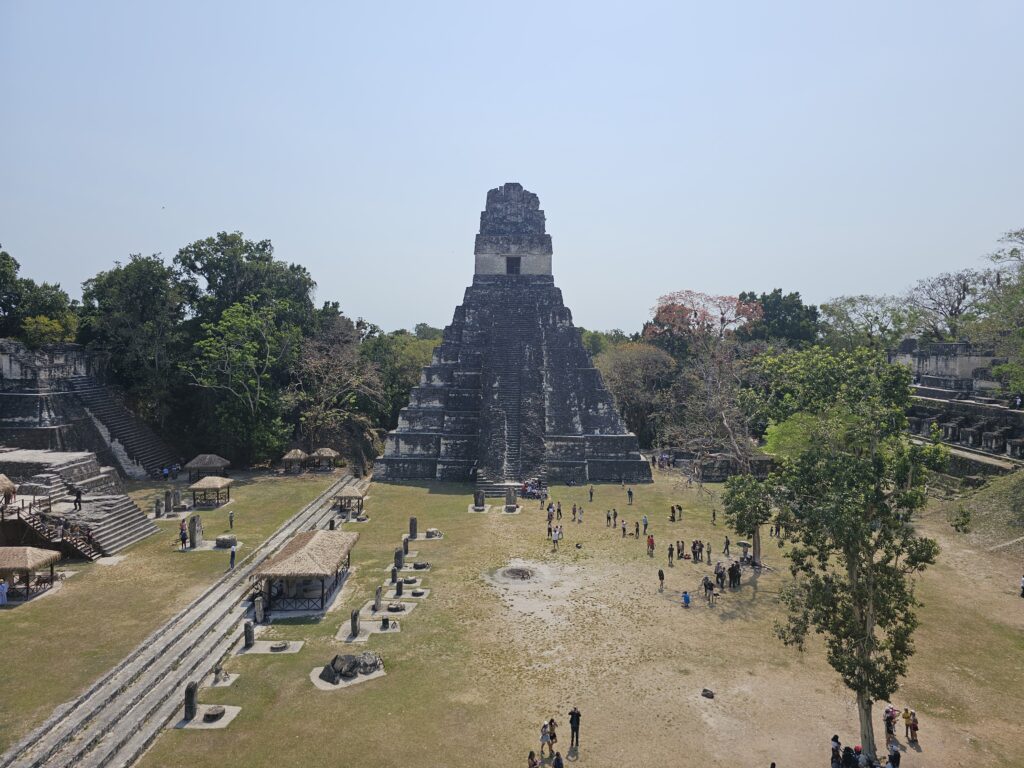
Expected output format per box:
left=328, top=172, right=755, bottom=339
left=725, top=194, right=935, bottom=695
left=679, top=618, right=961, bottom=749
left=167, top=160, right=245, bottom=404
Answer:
left=503, top=566, right=535, bottom=581
left=270, top=641, right=290, bottom=652
left=203, top=705, right=226, bottom=722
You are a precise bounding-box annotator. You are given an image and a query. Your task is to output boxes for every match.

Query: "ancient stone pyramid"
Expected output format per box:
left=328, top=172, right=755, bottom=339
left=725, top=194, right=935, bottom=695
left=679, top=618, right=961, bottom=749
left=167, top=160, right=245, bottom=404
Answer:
left=376, top=183, right=651, bottom=488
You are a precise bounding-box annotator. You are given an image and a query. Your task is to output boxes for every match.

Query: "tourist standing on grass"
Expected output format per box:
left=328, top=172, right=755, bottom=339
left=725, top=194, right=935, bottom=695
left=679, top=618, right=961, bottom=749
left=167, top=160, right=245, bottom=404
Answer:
left=0, top=576, right=8, bottom=605
left=642, top=514, right=648, bottom=534
left=568, top=706, right=581, bottom=747
left=571, top=503, right=577, bottom=522
left=613, top=509, right=618, bottom=526
left=658, top=568, right=665, bottom=592
left=556, top=501, right=562, bottom=520
left=606, top=510, right=611, bottom=527
left=634, top=521, right=640, bottom=539
left=668, top=543, right=674, bottom=565
left=711, top=508, right=716, bottom=525
left=577, top=507, right=583, bottom=524
left=627, top=487, right=634, bottom=504
left=229, top=542, right=237, bottom=569
left=621, top=519, right=626, bottom=538
left=229, top=510, right=235, bottom=530
left=589, top=485, right=594, bottom=502
left=179, top=527, right=188, bottom=551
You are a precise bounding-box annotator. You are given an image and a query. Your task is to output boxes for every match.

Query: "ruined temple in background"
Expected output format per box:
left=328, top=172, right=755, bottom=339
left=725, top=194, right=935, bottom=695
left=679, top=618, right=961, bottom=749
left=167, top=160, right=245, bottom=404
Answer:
left=376, top=183, right=651, bottom=492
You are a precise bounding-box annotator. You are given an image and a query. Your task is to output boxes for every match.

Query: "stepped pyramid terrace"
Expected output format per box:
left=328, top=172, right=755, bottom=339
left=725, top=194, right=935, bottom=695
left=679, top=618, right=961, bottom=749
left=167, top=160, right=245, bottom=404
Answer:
left=377, top=183, right=651, bottom=491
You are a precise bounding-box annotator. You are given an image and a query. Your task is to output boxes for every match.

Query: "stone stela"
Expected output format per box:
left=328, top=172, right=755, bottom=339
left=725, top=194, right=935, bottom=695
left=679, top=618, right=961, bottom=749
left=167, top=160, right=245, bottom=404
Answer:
left=376, top=183, right=651, bottom=488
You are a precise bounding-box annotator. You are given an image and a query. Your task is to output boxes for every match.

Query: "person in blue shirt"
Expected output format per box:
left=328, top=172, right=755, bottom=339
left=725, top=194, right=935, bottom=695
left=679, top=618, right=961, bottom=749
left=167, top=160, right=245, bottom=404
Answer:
left=682, top=590, right=691, bottom=608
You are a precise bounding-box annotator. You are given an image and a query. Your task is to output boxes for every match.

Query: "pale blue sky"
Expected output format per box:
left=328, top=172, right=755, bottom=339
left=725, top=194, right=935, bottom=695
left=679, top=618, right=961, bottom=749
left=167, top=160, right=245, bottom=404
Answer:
left=2, top=1, right=1022, bottom=332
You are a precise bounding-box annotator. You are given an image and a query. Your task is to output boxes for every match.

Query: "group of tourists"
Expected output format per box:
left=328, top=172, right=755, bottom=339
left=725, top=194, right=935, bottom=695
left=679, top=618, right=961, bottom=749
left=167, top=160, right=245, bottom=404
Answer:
left=884, top=705, right=920, bottom=747
left=529, top=707, right=581, bottom=767
left=160, top=464, right=181, bottom=481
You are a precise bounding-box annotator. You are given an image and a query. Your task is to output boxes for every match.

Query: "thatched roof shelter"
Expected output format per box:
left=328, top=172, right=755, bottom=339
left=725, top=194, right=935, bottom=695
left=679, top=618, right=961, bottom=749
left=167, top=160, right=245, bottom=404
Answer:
left=188, top=475, right=234, bottom=505
left=189, top=476, right=233, bottom=491
left=0, top=546, right=61, bottom=600
left=0, top=474, right=15, bottom=496
left=184, top=454, right=230, bottom=481
left=283, top=448, right=308, bottom=461
left=252, top=530, right=358, bottom=580
left=313, top=447, right=339, bottom=459
left=0, top=546, right=61, bottom=573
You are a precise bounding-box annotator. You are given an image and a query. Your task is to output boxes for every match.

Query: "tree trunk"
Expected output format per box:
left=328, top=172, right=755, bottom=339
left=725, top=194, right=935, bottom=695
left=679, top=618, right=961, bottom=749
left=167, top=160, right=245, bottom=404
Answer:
left=857, top=690, right=877, bottom=761
left=752, top=526, right=762, bottom=566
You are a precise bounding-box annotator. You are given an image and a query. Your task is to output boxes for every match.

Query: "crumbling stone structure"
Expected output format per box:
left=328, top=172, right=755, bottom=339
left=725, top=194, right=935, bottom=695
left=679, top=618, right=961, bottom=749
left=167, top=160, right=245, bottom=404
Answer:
left=377, top=183, right=651, bottom=488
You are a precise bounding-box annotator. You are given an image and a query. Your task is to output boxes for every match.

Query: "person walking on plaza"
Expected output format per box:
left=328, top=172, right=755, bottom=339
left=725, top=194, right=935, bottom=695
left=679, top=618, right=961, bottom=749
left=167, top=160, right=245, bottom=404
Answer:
left=571, top=503, right=577, bottom=522
left=711, top=508, right=716, bottom=525
left=568, top=706, right=581, bottom=747
left=589, top=485, right=594, bottom=502
left=634, top=521, right=640, bottom=539
left=658, top=568, right=665, bottom=592
left=621, top=519, right=626, bottom=538
left=901, top=707, right=912, bottom=739
left=724, top=536, right=730, bottom=557
left=606, top=509, right=611, bottom=527
left=642, top=514, right=648, bottom=534
left=627, top=487, right=634, bottom=505
left=229, top=509, right=235, bottom=530
left=613, top=509, right=618, bottom=526
left=540, top=722, right=551, bottom=759
left=577, top=507, right=583, bottom=524
left=668, top=542, right=674, bottom=566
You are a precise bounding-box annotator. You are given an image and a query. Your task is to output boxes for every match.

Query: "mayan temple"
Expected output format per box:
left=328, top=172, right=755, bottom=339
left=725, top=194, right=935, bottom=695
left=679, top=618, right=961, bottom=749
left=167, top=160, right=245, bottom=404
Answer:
left=376, top=183, right=652, bottom=491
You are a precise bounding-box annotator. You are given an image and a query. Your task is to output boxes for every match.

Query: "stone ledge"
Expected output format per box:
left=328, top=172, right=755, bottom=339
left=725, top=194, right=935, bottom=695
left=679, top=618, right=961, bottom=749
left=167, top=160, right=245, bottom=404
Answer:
left=172, top=704, right=242, bottom=730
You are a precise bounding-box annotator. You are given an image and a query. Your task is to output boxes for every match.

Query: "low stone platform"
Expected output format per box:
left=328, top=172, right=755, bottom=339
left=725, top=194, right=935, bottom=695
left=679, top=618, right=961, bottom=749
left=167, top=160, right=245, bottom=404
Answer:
left=236, top=640, right=304, bottom=655
left=385, top=587, right=430, bottom=600
left=204, top=672, right=239, bottom=688
left=468, top=504, right=492, bottom=514
left=172, top=704, right=242, bottom=730
left=308, top=667, right=386, bottom=691
left=359, top=600, right=418, bottom=619
left=337, top=620, right=401, bottom=644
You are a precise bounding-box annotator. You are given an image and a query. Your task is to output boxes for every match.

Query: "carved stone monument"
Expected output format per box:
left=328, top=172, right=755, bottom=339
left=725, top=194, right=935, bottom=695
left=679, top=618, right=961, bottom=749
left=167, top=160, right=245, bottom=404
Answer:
left=473, top=489, right=486, bottom=511
left=188, top=515, right=203, bottom=549
left=504, top=487, right=517, bottom=513
left=172, top=488, right=181, bottom=509
left=375, top=183, right=652, bottom=486
left=390, top=566, right=398, bottom=585
left=253, top=594, right=265, bottom=624
left=319, top=652, right=382, bottom=685
left=402, top=537, right=409, bottom=556
left=243, top=620, right=255, bottom=649
left=164, top=490, right=173, bottom=516
left=373, top=586, right=382, bottom=613
left=394, top=548, right=404, bottom=571
left=350, top=609, right=360, bottom=639
left=395, top=580, right=403, bottom=597
left=329, top=518, right=336, bottom=530
left=154, top=498, right=163, bottom=518
left=184, top=681, right=199, bottom=721
left=409, top=516, right=418, bottom=540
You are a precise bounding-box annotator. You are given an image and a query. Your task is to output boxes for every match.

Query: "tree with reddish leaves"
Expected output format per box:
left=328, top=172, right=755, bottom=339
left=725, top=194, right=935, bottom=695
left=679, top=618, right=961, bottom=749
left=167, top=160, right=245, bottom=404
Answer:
left=643, top=289, right=762, bottom=359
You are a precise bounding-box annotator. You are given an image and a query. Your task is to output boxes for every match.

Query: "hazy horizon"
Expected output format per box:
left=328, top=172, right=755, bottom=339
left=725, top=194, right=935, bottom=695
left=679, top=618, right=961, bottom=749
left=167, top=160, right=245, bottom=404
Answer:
left=3, top=1, right=1022, bottom=332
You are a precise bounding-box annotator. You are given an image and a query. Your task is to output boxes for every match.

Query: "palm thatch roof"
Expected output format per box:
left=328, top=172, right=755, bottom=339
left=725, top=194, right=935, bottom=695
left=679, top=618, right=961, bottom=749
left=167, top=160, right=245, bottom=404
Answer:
left=0, top=546, right=61, bottom=573
left=251, top=530, right=358, bottom=580
left=0, top=474, right=15, bottom=495
left=189, top=476, right=234, bottom=491
left=282, top=448, right=308, bottom=461
left=184, top=454, right=230, bottom=470
left=312, top=447, right=340, bottom=459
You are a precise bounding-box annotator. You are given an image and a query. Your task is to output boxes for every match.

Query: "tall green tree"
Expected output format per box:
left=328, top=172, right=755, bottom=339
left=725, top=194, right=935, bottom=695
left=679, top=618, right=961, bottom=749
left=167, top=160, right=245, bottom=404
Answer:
left=0, top=245, right=78, bottom=344
left=174, top=232, right=316, bottom=332
left=594, top=342, right=676, bottom=447
left=736, top=288, right=819, bottom=346
left=80, top=254, right=186, bottom=423
left=750, top=347, right=943, bottom=761
left=818, top=295, right=918, bottom=352
left=722, top=473, right=774, bottom=565
left=183, top=297, right=300, bottom=463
